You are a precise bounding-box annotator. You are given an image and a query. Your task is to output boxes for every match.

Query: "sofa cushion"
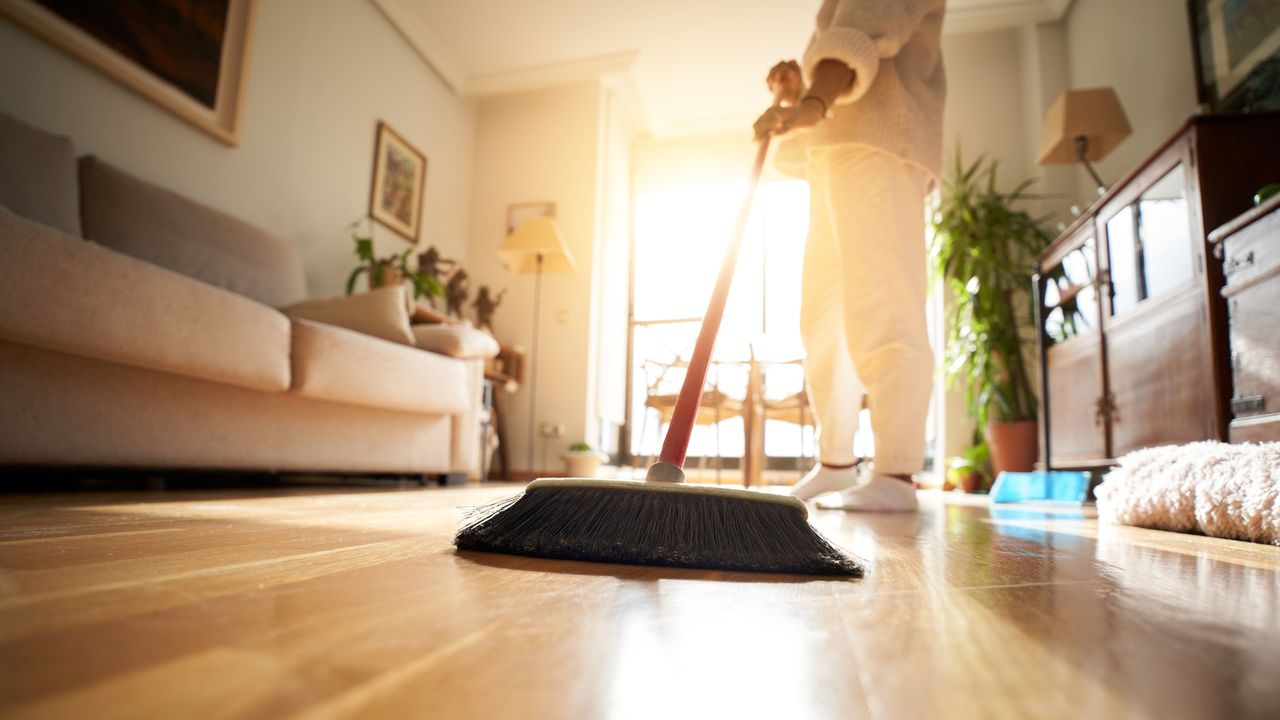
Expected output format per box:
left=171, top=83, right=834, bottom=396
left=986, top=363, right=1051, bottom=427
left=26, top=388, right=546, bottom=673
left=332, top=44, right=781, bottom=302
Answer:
left=78, top=156, right=307, bottom=307
left=0, top=112, right=81, bottom=236
left=290, top=319, right=468, bottom=415
left=281, top=286, right=416, bottom=346
left=0, top=206, right=291, bottom=392
left=411, top=324, right=500, bottom=359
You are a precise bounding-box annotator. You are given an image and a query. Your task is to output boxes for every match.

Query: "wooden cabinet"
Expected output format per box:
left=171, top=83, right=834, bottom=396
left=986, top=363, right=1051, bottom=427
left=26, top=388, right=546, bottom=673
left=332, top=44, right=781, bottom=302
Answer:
left=1035, top=113, right=1280, bottom=469
left=1210, top=193, right=1280, bottom=442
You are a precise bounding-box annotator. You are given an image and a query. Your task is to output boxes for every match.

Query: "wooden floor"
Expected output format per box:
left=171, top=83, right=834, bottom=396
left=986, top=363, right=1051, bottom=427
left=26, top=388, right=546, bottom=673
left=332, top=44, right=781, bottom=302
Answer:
left=1, top=485, right=1278, bottom=719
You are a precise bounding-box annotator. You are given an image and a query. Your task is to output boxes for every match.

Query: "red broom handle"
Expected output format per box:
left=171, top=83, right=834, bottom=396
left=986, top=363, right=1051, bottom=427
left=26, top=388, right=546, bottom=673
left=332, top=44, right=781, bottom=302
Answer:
left=657, top=109, right=778, bottom=469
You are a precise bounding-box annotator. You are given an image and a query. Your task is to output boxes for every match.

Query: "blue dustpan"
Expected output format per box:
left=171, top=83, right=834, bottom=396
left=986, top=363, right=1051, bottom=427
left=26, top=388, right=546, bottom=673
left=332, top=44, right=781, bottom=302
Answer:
left=989, top=470, right=1090, bottom=504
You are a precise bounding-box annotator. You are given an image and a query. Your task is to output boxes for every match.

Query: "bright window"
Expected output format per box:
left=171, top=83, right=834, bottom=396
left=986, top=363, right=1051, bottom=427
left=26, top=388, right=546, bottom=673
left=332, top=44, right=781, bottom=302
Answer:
left=629, top=179, right=875, bottom=464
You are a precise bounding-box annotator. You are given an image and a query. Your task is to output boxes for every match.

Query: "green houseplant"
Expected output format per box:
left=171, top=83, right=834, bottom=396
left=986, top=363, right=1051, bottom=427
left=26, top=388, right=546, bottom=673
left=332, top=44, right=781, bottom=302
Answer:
left=344, top=220, right=443, bottom=301
left=930, top=151, right=1052, bottom=478
left=946, top=441, right=990, bottom=493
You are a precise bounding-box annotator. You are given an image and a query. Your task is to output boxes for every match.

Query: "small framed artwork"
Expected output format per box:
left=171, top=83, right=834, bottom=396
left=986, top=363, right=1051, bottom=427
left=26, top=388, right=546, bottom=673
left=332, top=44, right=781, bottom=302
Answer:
left=506, top=201, right=556, bottom=235
left=1189, top=0, right=1280, bottom=112
left=0, top=0, right=255, bottom=145
left=369, top=121, right=428, bottom=242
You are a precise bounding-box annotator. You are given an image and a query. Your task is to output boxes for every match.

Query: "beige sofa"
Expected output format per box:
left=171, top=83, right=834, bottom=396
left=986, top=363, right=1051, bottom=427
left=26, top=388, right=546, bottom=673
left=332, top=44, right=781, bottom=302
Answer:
left=0, top=113, right=492, bottom=479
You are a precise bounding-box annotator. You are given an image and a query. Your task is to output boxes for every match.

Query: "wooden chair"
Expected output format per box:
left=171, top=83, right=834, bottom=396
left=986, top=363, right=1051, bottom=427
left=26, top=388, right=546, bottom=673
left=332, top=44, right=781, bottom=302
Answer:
left=635, top=358, right=743, bottom=483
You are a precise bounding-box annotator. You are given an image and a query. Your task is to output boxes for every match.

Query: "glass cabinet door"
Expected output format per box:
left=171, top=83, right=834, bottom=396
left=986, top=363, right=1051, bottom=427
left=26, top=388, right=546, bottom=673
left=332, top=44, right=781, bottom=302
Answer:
left=1104, top=166, right=1193, bottom=316
left=1043, top=235, right=1100, bottom=344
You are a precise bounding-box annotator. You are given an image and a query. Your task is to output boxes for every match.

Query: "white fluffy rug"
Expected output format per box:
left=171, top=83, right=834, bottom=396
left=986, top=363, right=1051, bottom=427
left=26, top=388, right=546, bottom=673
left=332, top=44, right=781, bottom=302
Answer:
left=1095, top=441, right=1280, bottom=546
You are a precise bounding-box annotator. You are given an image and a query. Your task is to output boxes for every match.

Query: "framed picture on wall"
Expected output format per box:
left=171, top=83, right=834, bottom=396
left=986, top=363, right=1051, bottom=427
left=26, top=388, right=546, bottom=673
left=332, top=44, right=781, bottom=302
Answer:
left=0, top=0, right=255, bottom=145
left=369, top=121, right=428, bottom=242
left=506, top=201, right=556, bottom=235
left=1189, top=0, right=1280, bottom=112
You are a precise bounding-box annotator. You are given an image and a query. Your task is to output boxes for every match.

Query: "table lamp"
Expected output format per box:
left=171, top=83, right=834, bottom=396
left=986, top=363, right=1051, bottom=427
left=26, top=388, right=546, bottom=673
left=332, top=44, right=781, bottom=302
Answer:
left=498, top=216, right=577, bottom=479
left=1037, top=87, right=1132, bottom=196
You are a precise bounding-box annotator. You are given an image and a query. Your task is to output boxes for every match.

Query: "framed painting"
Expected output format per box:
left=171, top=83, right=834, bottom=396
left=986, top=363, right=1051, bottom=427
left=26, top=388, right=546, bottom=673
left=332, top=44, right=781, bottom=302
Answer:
left=0, top=0, right=255, bottom=145
left=369, top=121, right=427, bottom=242
left=506, top=201, right=556, bottom=235
left=1190, top=0, right=1280, bottom=112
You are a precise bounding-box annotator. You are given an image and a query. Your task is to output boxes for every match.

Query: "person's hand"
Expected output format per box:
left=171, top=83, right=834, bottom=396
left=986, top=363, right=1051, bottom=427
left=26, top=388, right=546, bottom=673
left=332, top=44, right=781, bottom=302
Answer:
left=766, top=60, right=805, bottom=105
left=753, top=99, right=824, bottom=140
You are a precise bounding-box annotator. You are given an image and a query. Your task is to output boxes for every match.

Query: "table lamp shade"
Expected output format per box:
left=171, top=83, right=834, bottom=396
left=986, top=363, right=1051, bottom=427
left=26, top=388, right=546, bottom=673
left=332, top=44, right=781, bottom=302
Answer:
left=498, top=217, right=577, bottom=275
left=1037, top=87, right=1132, bottom=165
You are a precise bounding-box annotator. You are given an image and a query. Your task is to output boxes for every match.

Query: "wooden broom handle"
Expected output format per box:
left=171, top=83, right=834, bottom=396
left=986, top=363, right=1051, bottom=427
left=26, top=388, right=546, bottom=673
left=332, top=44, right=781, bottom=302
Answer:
left=657, top=92, right=782, bottom=469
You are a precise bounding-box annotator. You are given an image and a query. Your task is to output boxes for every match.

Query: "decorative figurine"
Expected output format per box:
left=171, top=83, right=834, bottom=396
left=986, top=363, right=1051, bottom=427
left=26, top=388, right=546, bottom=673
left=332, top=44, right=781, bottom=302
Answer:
left=472, top=286, right=507, bottom=332
left=445, top=269, right=470, bottom=319
left=417, top=246, right=457, bottom=308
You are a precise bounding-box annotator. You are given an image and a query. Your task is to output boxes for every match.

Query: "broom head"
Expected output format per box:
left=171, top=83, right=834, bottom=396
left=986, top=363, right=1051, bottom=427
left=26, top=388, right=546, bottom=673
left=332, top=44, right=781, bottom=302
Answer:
left=455, top=478, right=865, bottom=577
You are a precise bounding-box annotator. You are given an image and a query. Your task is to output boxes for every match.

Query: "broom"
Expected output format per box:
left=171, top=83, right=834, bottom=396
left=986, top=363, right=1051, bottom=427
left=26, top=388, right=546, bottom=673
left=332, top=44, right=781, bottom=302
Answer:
left=455, top=87, right=865, bottom=577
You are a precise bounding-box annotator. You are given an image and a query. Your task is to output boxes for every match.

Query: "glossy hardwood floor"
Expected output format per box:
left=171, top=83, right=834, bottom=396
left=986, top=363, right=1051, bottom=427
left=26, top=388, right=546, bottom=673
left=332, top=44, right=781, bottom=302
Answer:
left=1, top=484, right=1278, bottom=719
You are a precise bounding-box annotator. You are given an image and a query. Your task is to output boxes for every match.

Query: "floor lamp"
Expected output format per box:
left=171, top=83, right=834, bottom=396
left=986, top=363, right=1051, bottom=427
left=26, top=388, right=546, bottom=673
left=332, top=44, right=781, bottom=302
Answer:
left=498, top=217, right=577, bottom=480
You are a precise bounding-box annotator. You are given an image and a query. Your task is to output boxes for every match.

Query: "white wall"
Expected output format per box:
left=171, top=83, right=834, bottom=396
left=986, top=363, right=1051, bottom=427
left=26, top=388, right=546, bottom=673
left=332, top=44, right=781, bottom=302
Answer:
left=0, top=0, right=475, bottom=297
left=467, top=81, right=605, bottom=474
left=1063, top=0, right=1200, bottom=203
left=942, top=28, right=1035, bottom=191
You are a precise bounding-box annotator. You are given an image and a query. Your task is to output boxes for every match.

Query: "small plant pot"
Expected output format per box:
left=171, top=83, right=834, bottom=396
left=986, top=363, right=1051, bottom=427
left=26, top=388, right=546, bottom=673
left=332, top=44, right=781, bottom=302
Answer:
left=953, top=470, right=983, bottom=493
left=371, top=266, right=404, bottom=289
left=563, top=450, right=606, bottom=478
left=985, top=420, right=1039, bottom=478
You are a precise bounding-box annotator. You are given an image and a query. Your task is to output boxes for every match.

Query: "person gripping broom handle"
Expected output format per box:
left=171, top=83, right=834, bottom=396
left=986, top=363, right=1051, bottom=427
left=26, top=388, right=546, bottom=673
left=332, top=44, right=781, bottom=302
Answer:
left=648, top=81, right=790, bottom=483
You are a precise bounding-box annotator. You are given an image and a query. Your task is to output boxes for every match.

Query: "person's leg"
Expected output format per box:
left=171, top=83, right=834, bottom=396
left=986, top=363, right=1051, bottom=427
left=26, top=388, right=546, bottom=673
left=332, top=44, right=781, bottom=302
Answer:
left=818, top=147, right=932, bottom=511
left=791, top=152, right=866, bottom=501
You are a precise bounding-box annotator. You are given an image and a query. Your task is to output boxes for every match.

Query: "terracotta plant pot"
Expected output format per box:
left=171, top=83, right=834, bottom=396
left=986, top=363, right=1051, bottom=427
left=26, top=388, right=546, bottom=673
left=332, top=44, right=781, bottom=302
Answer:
left=949, top=469, right=983, bottom=493
left=372, top=265, right=404, bottom=289
left=984, top=420, right=1039, bottom=478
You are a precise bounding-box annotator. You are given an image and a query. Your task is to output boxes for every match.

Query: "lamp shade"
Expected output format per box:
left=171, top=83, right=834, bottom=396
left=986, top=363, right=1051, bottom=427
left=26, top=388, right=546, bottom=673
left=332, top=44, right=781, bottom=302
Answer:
left=497, top=217, right=577, bottom=275
left=1037, top=87, right=1132, bottom=165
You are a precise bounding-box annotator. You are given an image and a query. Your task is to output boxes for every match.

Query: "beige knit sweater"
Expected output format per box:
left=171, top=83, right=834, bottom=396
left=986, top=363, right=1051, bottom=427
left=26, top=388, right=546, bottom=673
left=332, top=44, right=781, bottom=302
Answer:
left=777, top=0, right=946, bottom=180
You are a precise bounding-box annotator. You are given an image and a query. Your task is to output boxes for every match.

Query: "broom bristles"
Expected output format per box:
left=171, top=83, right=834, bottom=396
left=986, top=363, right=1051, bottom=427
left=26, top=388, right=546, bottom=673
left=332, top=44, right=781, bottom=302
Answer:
left=455, top=481, right=865, bottom=577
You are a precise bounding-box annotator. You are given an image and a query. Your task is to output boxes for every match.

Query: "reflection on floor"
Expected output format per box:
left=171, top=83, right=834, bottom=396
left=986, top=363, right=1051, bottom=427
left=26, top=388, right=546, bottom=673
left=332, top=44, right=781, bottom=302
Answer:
left=1, top=487, right=1277, bottom=718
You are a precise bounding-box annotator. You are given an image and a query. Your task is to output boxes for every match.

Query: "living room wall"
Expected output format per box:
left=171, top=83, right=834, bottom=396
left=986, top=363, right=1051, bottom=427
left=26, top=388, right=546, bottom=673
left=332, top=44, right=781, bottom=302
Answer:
left=1063, top=0, right=1200, bottom=206
left=0, top=0, right=475, bottom=298
left=467, top=81, right=605, bottom=476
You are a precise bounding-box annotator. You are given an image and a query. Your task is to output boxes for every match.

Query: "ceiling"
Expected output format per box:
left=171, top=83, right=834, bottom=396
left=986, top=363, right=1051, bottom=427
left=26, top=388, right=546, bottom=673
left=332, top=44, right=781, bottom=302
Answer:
left=375, top=0, right=1072, bottom=136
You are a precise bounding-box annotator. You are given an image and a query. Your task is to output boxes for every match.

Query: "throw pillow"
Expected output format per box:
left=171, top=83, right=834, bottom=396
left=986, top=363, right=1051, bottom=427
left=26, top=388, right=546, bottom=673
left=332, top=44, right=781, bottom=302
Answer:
left=411, top=324, right=500, bottom=359
left=281, top=285, right=416, bottom=346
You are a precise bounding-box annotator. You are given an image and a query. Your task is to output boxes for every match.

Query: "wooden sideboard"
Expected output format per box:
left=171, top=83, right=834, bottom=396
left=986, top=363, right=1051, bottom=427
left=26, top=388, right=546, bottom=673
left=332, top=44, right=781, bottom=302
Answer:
left=1034, top=113, right=1280, bottom=469
left=1209, top=193, right=1280, bottom=442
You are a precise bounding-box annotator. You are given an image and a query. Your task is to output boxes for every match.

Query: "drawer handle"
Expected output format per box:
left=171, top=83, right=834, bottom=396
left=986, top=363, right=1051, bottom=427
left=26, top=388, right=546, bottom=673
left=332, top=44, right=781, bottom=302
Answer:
left=1232, top=395, right=1265, bottom=415
left=1227, top=251, right=1255, bottom=274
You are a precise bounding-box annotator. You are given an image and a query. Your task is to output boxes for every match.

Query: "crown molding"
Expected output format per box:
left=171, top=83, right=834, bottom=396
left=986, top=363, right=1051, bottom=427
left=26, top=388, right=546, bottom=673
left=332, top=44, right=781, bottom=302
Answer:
left=601, top=70, right=650, bottom=135
left=465, top=51, right=639, bottom=98
left=370, top=0, right=465, bottom=93
left=945, top=0, right=1073, bottom=35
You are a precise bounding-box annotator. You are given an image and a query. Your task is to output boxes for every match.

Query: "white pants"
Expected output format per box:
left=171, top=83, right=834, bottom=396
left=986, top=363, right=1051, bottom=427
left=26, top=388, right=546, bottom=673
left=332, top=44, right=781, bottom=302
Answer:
left=801, top=147, right=933, bottom=475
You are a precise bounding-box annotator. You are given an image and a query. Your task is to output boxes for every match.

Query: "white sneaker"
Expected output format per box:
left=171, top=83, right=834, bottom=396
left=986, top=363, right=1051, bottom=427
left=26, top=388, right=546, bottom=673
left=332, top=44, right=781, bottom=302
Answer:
left=816, top=473, right=919, bottom=512
left=790, top=464, right=860, bottom=501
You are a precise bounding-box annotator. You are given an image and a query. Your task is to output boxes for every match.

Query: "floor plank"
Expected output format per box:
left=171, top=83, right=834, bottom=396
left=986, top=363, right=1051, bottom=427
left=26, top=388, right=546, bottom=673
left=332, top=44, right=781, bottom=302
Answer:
left=0, top=486, right=1277, bottom=719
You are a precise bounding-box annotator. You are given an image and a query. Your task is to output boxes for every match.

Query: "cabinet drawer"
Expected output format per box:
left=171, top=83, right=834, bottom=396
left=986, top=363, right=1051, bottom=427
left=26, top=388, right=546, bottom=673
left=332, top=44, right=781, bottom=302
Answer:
left=1221, top=208, right=1280, bottom=287
left=1230, top=413, right=1280, bottom=443
left=1227, top=276, right=1280, bottom=418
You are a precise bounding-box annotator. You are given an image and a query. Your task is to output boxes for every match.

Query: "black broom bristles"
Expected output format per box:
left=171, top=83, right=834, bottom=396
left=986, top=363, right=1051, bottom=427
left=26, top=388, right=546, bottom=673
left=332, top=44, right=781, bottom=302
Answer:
left=455, top=481, right=865, bottom=577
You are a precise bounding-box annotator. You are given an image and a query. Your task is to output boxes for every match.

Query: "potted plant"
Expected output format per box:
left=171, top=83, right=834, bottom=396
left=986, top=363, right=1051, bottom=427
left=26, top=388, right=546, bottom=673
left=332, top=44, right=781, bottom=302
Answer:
left=563, top=442, right=606, bottom=477
left=344, top=219, right=443, bottom=301
left=946, top=442, right=990, bottom=493
left=931, top=151, right=1052, bottom=478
